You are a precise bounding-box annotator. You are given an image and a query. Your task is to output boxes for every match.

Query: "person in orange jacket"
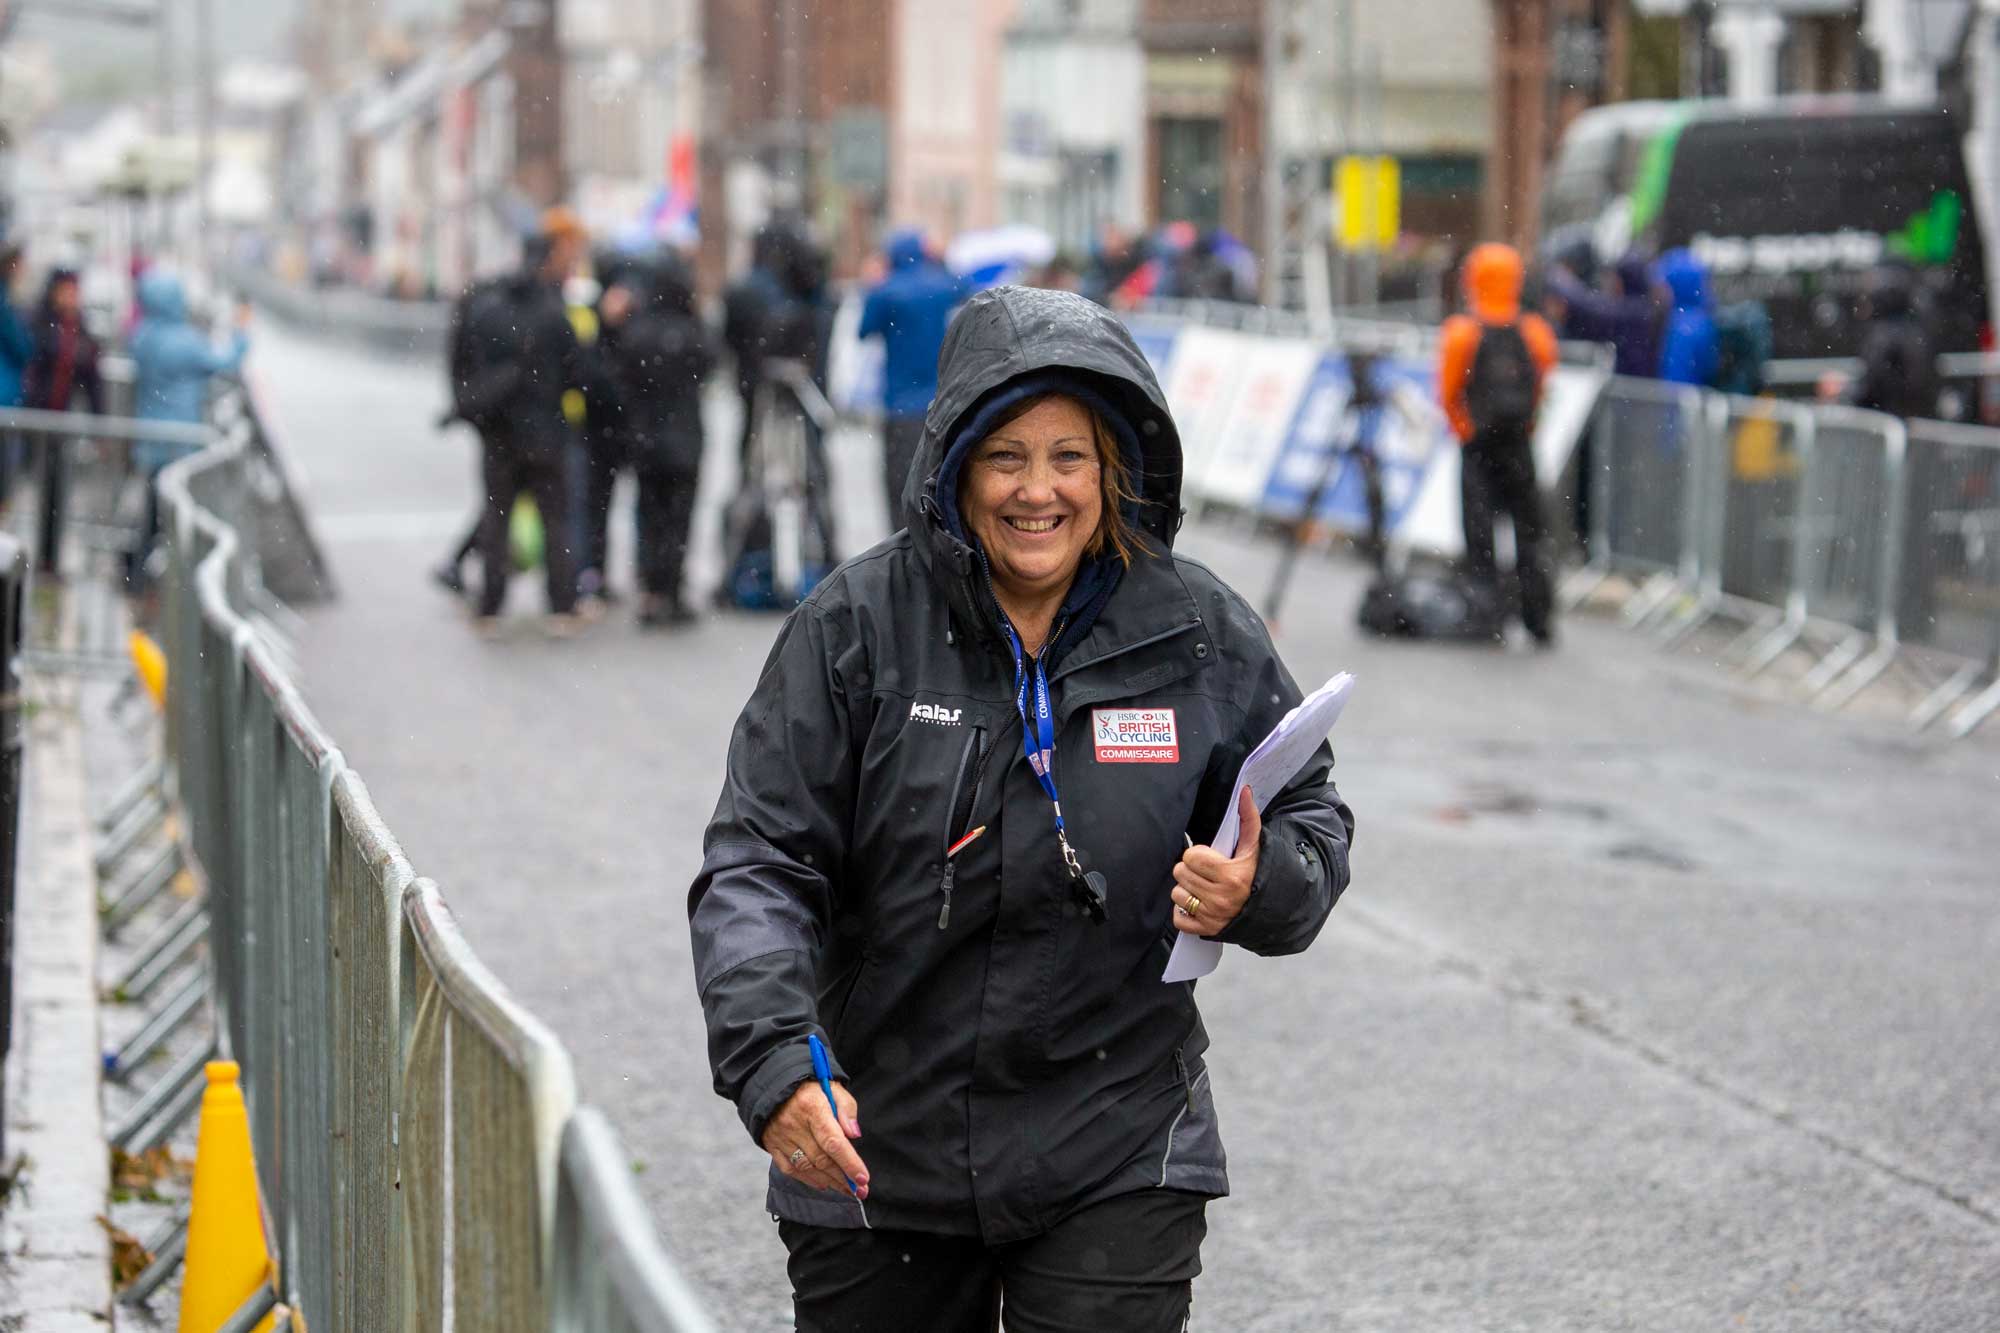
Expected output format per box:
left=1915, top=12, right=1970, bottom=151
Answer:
left=1437, top=242, right=1559, bottom=645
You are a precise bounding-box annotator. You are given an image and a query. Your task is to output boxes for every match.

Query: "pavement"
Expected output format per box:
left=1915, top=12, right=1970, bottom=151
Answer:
left=249, top=317, right=2000, bottom=1331
left=1, top=608, right=113, bottom=1330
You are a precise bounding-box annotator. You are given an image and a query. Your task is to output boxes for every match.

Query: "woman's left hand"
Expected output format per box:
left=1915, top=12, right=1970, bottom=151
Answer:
left=1171, top=786, right=1260, bottom=936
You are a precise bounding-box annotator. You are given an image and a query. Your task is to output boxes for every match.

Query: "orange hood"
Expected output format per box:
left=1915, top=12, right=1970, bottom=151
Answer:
left=1462, top=243, right=1525, bottom=323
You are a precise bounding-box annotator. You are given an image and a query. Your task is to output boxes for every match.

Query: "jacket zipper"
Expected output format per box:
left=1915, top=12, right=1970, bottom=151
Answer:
left=1174, top=1048, right=1195, bottom=1113
left=938, top=725, right=989, bottom=929
left=1051, top=617, right=1201, bottom=685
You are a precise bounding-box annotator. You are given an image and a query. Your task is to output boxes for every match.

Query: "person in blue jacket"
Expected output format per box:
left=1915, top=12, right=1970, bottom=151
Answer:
left=126, top=269, right=250, bottom=583
left=1654, top=248, right=1720, bottom=388
left=0, top=244, right=39, bottom=508
left=858, top=228, right=968, bottom=519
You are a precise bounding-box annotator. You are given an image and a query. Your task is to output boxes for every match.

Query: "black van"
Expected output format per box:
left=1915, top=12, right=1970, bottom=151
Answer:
left=1542, top=98, right=1991, bottom=360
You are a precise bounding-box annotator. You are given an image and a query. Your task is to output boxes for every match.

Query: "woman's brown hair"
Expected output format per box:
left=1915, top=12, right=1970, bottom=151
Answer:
left=977, top=392, right=1149, bottom=567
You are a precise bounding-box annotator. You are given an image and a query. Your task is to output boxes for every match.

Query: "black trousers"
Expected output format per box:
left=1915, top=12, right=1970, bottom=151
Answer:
left=737, top=375, right=760, bottom=468
left=36, top=439, right=69, bottom=573
left=635, top=463, right=699, bottom=599
left=1460, top=423, right=1554, bottom=640
left=781, top=1189, right=1206, bottom=1333
left=882, top=413, right=926, bottom=522
left=580, top=432, right=625, bottom=584
left=477, top=442, right=577, bottom=617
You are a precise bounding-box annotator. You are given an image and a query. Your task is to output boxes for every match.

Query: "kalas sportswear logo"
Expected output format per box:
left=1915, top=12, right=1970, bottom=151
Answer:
left=911, top=702, right=963, bottom=725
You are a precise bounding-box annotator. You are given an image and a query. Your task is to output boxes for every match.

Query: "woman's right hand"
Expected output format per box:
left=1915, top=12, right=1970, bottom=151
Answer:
left=762, top=1078, right=869, bottom=1199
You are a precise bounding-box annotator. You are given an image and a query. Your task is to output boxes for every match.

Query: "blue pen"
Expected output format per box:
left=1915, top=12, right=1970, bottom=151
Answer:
left=807, top=1034, right=862, bottom=1198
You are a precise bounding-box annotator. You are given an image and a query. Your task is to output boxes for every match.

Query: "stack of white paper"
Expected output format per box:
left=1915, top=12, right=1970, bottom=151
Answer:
left=1163, top=672, right=1355, bottom=983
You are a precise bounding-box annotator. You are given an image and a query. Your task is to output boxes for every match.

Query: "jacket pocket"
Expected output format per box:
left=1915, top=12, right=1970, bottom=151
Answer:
left=936, top=726, right=988, bottom=930
left=821, top=951, right=873, bottom=1037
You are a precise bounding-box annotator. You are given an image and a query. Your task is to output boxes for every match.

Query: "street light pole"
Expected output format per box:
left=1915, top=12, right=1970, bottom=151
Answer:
left=195, top=0, right=213, bottom=275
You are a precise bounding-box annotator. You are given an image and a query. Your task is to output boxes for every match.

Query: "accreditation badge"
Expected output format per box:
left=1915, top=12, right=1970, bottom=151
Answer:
left=1091, top=708, right=1180, bottom=764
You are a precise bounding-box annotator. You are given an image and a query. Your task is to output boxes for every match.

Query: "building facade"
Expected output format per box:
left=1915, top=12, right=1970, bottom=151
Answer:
left=999, top=0, right=1148, bottom=254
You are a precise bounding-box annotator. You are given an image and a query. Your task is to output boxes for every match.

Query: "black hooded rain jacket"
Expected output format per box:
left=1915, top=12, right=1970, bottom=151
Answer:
left=689, top=285, right=1354, bottom=1243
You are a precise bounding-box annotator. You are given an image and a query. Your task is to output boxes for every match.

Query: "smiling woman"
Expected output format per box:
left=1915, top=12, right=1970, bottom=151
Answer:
left=689, top=285, right=1354, bottom=1333
left=959, top=393, right=1145, bottom=655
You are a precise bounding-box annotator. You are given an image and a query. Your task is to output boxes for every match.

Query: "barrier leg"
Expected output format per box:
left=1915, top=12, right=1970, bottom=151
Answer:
left=108, top=971, right=206, bottom=1083
left=216, top=1280, right=278, bottom=1333
left=1945, top=675, right=2000, bottom=739
left=119, top=913, right=208, bottom=1005
left=95, top=758, right=162, bottom=834
left=1909, top=660, right=1984, bottom=730
left=95, top=795, right=168, bottom=877
left=1619, top=572, right=1679, bottom=628
left=1798, top=632, right=1867, bottom=697
left=1813, top=639, right=1897, bottom=712
left=110, top=1035, right=216, bottom=1151
left=1736, top=608, right=1800, bottom=680
left=110, top=893, right=206, bottom=999
left=122, top=1058, right=214, bottom=1157
left=1631, top=581, right=1696, bottom=633
left=102, top=843, right=184, bottom=939
left=117, top=1215, right=189, bottom=1307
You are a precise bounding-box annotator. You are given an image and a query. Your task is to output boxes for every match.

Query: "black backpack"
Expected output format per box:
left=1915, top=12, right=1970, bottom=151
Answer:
left=1358, top=570, right=1505, bottom=642
left=445, top=278, right=525, bottom=430
left=1465, top=322, right=1540, bottom=434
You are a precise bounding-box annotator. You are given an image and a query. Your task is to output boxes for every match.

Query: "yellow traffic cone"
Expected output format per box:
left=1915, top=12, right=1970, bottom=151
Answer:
left=178, top=1061, right=276, bottom=1333
left=128, top=629, right=167, bottom=711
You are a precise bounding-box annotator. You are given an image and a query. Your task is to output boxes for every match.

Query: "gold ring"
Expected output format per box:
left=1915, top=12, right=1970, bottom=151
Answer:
left=1185, top=894, right=1201, bottom=915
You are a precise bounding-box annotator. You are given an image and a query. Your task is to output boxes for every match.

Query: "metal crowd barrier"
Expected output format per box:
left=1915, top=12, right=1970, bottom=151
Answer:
left=1898, top=420, right=2000, bottom=737
left=1566, top=378, right=1707, bottom=624
left=224, top=260, right=451, bottom=358
left=1576, top=374, right=2000, bottom=736
left=107, top=377, right=717, bottom=1327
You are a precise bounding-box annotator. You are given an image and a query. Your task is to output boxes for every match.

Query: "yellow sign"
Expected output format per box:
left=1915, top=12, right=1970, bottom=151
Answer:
left=1335, top=156, right=1401, bottom=252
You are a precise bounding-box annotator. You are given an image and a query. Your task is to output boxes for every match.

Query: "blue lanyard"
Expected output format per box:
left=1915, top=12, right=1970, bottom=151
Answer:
left=1003, top=618, right=1084, bottom=882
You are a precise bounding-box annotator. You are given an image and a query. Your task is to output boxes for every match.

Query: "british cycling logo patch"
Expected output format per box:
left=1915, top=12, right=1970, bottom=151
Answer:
left=1092, top=709, right=1179, bottom=763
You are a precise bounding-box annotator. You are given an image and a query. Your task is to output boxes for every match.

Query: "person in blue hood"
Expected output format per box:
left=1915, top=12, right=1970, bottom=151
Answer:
left=126, top=269, right=250, bottom=583
left=130, top=270, right=249, bottom=468
left=1654, top=248, right=1720, bottom=388
left=1545, top=253, right=1663, bottom=380
left=0, top=244, right=39, bottom=508
left=858, top=227, right=969, bottom=519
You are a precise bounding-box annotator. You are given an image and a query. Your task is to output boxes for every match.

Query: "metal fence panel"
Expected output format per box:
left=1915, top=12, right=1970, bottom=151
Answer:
left=267, top=656, right=344, bottom=1325
left=235, top=642, right=285, bottom=1214
left=551, top=1109, right=719, bottom=1333
left=1713, top=396, right=1814, bottom=613
left=1794, top=409, right=1907, bottom=642
left=147, top=352, right=715, bottom=1332
left=1900, top=421, right=2000, bottom=667
left=329, top=770, right=413, bottom=1333
left=1591, top=377, right=1706, bottom=582
left=402, top=879, right=577, bottom=1332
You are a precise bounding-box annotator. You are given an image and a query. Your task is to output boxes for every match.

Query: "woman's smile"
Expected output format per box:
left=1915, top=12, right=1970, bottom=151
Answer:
left=1002, top=514, right=1066, bottom=535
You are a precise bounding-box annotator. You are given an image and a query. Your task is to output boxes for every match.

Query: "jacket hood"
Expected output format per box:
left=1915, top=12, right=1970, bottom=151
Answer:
left=136, top=271, right=188, bottom=323
left=1866, top=263, right=1918, bottom=319
left=1463, top=243, right=1525, bottom=322
left=901, top=285, right=1184, bottom=643
left=885, top=228, right=929, bottom=271
left=1656, top=249, right=1709, bottom=311
left=1613, top=255, right=1654, bottom=300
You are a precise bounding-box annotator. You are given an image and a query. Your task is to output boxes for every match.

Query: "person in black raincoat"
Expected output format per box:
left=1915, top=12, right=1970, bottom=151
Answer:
left=607, top=251, right=715, bottom=626
left=690, top=285, right=1355, bottom=1329
left=471, top=223, right=587, bottom=632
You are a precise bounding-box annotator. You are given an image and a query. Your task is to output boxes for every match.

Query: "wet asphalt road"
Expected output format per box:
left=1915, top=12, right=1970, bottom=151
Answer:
left=256, top=319, right=2000, bottom=1331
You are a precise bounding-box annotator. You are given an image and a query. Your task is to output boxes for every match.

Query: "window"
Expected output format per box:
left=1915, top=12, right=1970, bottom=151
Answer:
left=1155, top=116, right=1223, bottom=231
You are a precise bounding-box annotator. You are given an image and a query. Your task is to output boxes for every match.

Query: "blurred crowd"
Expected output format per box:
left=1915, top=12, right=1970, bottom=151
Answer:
left=0, top=242, right=251, bottom=586
left=430, top=207, right=1263, bottom=637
